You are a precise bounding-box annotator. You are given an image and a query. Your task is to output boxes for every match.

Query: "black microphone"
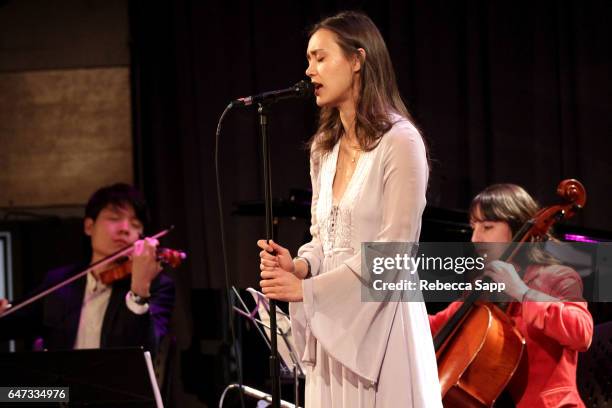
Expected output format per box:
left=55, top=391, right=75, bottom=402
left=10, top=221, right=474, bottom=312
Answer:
left=231, top=80, right=313, bottom=108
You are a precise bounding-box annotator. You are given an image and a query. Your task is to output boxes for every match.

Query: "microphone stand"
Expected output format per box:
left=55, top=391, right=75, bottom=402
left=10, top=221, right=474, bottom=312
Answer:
left=258, top=102, right=281, bottom=408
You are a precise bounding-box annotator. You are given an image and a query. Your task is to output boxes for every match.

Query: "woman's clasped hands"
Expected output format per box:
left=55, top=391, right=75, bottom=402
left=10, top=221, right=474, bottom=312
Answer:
left=257, top=240, right=305, bottom=302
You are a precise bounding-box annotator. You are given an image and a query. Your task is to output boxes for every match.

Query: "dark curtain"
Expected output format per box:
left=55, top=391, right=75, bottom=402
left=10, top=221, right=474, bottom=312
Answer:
left=129, top=0, right=612, bottom=289
left=128, top=1, right=611, bottom=406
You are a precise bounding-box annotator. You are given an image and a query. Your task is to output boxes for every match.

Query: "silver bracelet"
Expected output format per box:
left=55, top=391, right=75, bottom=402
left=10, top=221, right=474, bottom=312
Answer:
left=293, top=256, right=311, bottom=278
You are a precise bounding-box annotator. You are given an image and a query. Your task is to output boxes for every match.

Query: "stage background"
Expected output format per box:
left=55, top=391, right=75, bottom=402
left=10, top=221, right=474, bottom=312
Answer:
left=1, top=0, right=611, bottom=406
left=130, top=0, right=612, bottom=289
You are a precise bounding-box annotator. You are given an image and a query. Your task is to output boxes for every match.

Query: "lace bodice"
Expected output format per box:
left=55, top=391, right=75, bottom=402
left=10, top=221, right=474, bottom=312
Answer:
left=317, top=142, right=374, bottom=256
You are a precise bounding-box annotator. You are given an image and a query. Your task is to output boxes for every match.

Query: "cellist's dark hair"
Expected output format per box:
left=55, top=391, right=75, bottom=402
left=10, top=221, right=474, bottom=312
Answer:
left=470, top=184, right=539, bottom=236
left=470, top=183, right=559, bottom=265
left=308, top=11, right=417, bottom=155
left=85, top=183, right=149, bottom=227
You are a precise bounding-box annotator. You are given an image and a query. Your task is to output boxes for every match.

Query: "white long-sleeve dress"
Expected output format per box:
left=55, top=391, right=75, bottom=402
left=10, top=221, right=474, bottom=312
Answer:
left=289, top=117, right=442, bottom=407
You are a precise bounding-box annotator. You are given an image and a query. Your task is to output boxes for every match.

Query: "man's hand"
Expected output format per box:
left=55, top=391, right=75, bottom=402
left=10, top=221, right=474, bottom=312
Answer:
left=130, top=238, right=162, bottom=297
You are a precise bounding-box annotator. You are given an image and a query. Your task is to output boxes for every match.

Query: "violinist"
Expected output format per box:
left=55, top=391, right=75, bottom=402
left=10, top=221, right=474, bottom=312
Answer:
left=0, top=183, right=175, bottom=355
left=429, top=183, right=593, bottom=407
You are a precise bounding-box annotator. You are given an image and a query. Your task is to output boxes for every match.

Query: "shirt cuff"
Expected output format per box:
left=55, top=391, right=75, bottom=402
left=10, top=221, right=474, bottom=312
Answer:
left=125, top=291, right=150, bottom=315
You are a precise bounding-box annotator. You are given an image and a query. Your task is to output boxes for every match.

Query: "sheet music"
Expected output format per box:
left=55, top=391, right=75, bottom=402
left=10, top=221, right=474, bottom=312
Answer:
left=246, top=288, right=304, bottom=375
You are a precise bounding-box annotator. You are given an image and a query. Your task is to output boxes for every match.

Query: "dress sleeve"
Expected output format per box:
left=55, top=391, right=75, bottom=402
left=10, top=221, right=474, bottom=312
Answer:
left=342, top=124, right=428, bottom=286
left=522, top=266, right=593, bottom=351
left=296, top=150, right=324, bottom=277
left=300, top=122, right=431, bottom=383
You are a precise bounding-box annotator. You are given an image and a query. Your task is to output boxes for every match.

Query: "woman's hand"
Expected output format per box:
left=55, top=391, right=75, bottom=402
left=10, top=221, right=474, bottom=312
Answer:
left=257, top=239, right=295, bottom=274
left=484, top=260, right=529, bottom=301
left=260, top=269, right=304, bottom=302
left=130, top=237, right=162, bottom=297
left=257, top=239, right=304, bottom=301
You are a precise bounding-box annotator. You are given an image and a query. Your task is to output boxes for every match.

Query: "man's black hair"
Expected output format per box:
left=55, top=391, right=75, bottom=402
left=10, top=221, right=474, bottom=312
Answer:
left=84, top=183, right=149, bottom=227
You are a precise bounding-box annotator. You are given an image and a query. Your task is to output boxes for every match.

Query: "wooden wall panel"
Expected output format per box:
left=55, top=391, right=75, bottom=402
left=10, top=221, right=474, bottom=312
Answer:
left=0, top=67, right=133, bottom=207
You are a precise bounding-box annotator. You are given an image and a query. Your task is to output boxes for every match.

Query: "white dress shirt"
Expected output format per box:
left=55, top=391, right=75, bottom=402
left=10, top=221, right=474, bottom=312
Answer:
left=74, top=272, right=148, bottom=349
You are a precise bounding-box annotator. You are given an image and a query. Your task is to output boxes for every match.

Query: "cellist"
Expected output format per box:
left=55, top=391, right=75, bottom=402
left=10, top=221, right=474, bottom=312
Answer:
left=429, top=183, right=593, bottom=407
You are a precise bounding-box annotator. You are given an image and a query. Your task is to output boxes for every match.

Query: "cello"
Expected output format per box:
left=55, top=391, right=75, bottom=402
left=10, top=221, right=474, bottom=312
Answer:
left=433, top=179, right=587, bottom=407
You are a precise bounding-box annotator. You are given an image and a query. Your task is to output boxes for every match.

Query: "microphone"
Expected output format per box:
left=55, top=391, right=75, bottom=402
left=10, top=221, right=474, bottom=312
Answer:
left=231, top=80, right=313, bottom=108
left=221, top=384, right=298, bottom=408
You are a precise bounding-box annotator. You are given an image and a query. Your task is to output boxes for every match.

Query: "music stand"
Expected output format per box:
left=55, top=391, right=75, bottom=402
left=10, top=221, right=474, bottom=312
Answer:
left=246, top=288, right=304, bottom=376
left=233, top=287, right=304, bottom=407
left=0, top=348, right=164, bottom=407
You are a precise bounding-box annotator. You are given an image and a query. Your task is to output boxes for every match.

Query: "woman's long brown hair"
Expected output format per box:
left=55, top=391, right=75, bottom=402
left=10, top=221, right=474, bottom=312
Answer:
left=309, top=11, right=416, bottom=156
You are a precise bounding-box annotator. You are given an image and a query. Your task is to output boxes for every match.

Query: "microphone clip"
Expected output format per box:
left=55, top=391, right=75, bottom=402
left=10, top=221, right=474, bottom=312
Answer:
left=230, top=80, right=313, bottom=108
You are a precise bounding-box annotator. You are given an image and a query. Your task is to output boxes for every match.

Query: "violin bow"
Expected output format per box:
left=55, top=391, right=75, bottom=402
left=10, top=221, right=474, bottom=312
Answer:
left=0, top=227, right=174, bottom=319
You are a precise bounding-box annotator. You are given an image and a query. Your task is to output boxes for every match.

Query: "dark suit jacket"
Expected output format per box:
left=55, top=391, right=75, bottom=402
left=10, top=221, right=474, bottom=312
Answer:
left=0, top=264, right=175, bottom=355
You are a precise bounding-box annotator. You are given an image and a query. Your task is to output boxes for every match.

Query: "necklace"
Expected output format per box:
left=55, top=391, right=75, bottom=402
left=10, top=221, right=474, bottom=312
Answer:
left=340, top=143, right=360, bottom=182
left=333, top=139, right=361, bottom=203
left=341, top=137, right=361, bottom=163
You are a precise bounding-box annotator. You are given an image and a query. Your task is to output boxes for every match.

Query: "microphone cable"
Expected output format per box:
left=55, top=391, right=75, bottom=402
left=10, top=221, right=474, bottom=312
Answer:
left=214, top=102, right=245, bottom=408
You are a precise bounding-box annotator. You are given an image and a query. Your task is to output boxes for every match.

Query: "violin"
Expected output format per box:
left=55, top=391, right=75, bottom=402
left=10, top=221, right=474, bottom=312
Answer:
left=434, top=179, right=587, bottom=407
left=0, top=227, right=182, bottom=319
left=98, top=247, right=186, bottom=285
